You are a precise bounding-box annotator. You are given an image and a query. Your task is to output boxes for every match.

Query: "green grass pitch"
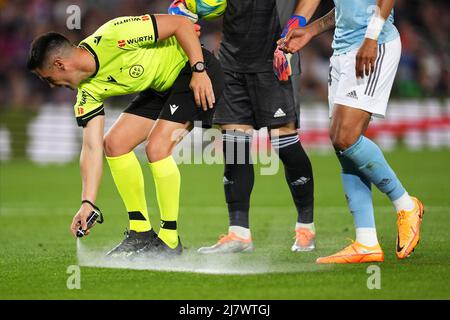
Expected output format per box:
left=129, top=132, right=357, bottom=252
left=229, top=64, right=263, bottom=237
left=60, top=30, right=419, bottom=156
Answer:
left=1, top=149, right=449, bottom=299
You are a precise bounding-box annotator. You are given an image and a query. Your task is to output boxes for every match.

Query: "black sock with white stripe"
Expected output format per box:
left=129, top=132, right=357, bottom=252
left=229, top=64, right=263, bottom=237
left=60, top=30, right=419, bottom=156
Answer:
left=222, top=130, right=254, bottom=229
left=271, top=133, right=314, bottom=224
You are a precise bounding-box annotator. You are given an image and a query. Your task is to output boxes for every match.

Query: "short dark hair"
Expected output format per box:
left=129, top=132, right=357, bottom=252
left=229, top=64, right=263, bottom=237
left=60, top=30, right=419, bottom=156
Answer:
left=27, top=32, right=72, bottom=70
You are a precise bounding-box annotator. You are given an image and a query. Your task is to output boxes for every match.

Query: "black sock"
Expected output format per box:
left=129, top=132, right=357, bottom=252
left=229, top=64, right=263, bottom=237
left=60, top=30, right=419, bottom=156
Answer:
left=222, top=130, right=254, bottom=228
left=271, top=133, right=314, bottom=224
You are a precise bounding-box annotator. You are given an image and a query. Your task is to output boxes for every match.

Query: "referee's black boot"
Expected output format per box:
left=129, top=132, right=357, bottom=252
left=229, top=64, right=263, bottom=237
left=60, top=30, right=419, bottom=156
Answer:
left=106, top=229, right=158, bottom=258
left=136, top=236, right=183, bottom=257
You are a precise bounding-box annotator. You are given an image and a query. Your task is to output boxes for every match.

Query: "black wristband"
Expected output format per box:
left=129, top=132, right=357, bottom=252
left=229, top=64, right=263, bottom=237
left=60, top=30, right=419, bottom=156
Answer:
left=82, top=200, right=100, bottom=211
left=191, top=61, right=207, bottom=72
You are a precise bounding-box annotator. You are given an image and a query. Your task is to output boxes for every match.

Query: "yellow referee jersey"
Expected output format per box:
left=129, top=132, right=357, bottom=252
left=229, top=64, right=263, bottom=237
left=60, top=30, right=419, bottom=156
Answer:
left=74, top=14, right=188, bottom=126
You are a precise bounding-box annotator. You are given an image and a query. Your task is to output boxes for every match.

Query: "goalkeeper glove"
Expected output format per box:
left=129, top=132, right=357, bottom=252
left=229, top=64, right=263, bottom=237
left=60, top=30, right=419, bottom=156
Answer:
left=281, top=15, right=308, bottom=38
left=273, top=47, right=292, bottom=82
left=168, top=0, right=198, bottom=23
left=274, top=15, right=307, bottom=81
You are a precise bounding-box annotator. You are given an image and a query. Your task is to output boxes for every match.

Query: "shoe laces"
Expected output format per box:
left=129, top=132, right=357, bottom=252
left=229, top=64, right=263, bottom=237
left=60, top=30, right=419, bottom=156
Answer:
left=218, top=233, right=234, bottom=244
left=294, top=229, right=315, bottom=246
left=336, top=240, right=361, bottom=255
left=294, top=228, right=314, bottom=241
left=397, top=211, right=411, bottom=240
left=398, top=211, right=407, bottom=225
left=217, top=232, right=250, bottom=244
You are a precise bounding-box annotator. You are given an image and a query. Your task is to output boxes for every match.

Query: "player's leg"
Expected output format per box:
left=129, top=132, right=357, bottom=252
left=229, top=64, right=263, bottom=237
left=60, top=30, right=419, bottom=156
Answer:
left=139, top=48, right=225, bottom=256
left=222, top=124, right=254, bottom=238
left=144, top=119, right=191, bottom=254
left=317, top=46, right=382, bottom=264
left=198, top=70, right=256, bottom=254
left=336, top=39, right=422, bottom=260
left=249, top=71, right=315, bottom=251
left=104, top=113, right=154, bottom=232
left=317, top=106, right=385, bottom=264
left=269, top=121, right=315, bottom=251
left=104, top=90, right=165, bottom=257
left=103, top=113, right=158, bottom=257
left=330, top=105, right=423, bottom=258
left=317, top=38, right=423, bottom=263
left=198, top=123, right=256, bottom=254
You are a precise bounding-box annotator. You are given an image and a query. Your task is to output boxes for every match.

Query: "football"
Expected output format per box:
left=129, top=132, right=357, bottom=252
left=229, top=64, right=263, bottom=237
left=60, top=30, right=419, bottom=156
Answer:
left=185, top=0, right=227, bottom=20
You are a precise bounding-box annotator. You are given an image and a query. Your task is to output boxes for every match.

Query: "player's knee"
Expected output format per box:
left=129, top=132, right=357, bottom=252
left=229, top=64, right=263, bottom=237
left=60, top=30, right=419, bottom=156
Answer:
left=145, top=140, right=171, bottom=163
left=269, top=122, right=297, bottom=136
left=330, top=130, right=358, bottom=151
left=103, top=133, right=122, bottom=157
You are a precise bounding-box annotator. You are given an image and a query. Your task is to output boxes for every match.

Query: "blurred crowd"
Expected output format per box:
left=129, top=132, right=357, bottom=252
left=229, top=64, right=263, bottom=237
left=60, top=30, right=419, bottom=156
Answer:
left=0, top=0, right=448, bottom=113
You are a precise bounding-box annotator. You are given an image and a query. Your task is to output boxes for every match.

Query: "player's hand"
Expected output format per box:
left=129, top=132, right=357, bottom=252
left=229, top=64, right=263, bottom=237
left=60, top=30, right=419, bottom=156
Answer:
left=70, top=203, right=95, bottom=237
left=277, top=27, right=314, bottom=54
left=190, top=72, right=215, bottom=111
left=273, top=46, right=292, bottom=82
left=355, top=38, right=378, bottom=78
left=168, top=0, right=199, bottom=23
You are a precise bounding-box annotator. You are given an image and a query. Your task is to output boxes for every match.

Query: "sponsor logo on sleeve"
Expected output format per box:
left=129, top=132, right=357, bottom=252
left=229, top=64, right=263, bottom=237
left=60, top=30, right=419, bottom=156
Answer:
left=79, top=90, right=88, bottom=106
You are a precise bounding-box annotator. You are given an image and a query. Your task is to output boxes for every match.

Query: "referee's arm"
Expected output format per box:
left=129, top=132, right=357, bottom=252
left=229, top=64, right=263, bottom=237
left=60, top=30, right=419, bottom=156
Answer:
left=154, top=14, right=215, bottom=110
left=70, top=115, right=105, bottom=237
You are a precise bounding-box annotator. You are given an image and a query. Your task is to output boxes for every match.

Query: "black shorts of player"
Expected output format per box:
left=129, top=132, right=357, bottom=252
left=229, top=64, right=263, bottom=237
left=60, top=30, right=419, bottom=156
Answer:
left=213, top=71, right=300, bottom=130
left=124, top=48, right=224, bottom=128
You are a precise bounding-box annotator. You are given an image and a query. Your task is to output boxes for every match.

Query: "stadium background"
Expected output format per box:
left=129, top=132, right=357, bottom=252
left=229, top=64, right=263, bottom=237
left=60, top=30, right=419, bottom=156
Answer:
left=0, top=0, right=449, bottom=161
left=0, top=0, right=449, bottom=300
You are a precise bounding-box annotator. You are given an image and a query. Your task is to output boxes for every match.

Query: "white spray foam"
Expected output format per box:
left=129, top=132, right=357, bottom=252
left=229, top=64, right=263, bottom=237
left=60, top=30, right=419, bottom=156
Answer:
left=76, top=240, right=328, bottom=275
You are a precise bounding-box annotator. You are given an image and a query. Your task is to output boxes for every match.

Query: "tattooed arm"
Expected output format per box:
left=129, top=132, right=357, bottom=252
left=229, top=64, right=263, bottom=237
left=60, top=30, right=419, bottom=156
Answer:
left=278, top=8, right=336, bottom=53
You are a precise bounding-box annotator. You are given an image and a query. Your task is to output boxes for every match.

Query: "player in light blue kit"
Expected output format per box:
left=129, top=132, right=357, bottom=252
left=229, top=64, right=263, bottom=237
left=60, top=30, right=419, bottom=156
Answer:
left=278, top=0, right=424, bottom=263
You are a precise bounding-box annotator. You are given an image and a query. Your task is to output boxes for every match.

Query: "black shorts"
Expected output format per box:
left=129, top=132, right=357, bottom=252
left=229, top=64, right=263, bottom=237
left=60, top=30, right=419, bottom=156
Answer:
left=124, top=49, right=224, bottom=128
left=213, top=71, right=300, bottom=130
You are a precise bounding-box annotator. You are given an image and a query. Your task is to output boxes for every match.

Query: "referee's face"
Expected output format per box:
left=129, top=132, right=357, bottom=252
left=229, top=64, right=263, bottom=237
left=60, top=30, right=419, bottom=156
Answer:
left=34, top=59, right=76, bottom=90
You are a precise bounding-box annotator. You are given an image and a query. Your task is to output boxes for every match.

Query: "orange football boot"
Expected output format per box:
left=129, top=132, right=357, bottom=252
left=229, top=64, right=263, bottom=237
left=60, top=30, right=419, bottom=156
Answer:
left=396, top=197, right=425, bottom=259
left=292, top=228, right=316, bottom=252
left=316, top=241, right=384, bottom=264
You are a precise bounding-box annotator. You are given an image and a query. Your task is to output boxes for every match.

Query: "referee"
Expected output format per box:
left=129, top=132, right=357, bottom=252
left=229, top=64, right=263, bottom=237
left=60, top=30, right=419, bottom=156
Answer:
left=27, top=14, right=224, bottom=257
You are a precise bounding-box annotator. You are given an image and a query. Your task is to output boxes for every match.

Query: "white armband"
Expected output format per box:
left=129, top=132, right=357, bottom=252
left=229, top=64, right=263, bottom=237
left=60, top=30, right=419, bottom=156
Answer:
left=365, top=15, right=386, bottom=40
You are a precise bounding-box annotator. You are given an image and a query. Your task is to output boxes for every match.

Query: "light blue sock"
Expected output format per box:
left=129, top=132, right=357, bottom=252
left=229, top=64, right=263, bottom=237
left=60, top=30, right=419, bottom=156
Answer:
left=338, top=154, right=375, bottom=228
left=341, top=136, right=406, bottom=202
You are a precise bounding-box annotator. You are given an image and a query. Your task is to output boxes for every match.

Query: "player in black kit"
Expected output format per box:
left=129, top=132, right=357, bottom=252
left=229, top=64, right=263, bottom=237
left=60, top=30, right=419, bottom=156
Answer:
left=170, top=0, right=316, bottom=253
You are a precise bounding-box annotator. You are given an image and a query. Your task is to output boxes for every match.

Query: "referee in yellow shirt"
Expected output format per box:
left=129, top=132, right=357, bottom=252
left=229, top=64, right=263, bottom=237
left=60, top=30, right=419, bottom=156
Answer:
left=27, top=14, right=224, bottom=257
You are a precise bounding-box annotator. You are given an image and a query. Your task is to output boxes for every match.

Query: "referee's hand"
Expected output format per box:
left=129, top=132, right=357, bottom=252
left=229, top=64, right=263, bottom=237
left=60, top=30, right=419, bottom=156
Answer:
left=190, top=72, right=215, bottom=111
left=70, top=203, right=95, bottom=237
